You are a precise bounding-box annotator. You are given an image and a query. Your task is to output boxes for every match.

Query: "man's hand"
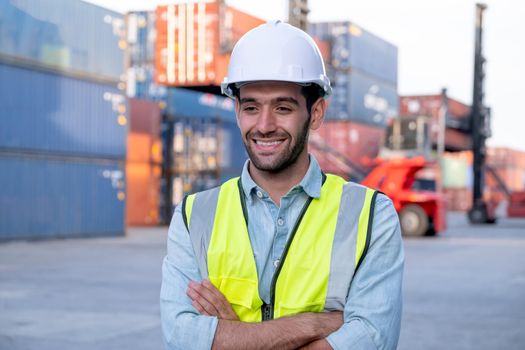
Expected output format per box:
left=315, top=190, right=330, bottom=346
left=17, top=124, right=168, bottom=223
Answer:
left=187, top=280, right=239, bottom=321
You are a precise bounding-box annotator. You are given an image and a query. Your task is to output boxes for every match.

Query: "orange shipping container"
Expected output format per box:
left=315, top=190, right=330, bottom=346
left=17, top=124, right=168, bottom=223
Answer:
left=155, top=3, right=264, bottom=86
left=126, top=163, right=161, bottom=226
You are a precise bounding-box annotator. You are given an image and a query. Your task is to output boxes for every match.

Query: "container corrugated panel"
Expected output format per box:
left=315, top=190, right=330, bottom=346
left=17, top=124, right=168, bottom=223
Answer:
left=400, top=95, right=471, bottom=118
left=166, top=88, right=236, bottom=121
left=310, top=121, right=386, bottom=178
left=327, top=70, right=399, bottom=127
left=155, top=3, right=264, bottom=86
left=126, top=162, right=160, bottom=226
left=127, top=11, right=156, bottom=65
left=0, top=154, right=125, bottom=240
left=126, top=64, right=167, bottom=101
left=129, top=98, right=161, bottom=135
left=0, top=0, right=125, bottom=82
left=400, top=95, right=471, bottom=130
left=0, top=63, right=127, bottom=158
left=309, top=21, right=398, bottom=85
left=170, top=117, right=220, bottom=173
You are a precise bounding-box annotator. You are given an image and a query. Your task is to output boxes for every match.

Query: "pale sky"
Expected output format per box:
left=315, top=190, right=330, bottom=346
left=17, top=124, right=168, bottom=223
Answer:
left=86, top=0, right=525, bottom=151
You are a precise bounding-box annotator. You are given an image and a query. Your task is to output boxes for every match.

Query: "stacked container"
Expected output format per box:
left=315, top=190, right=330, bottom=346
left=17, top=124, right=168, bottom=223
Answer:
left=126, top=99, right=162, bottom=226
left=159, top=88, right=246, bottom=223
left=154, top=2, right=264, bottom=86
left=400, top=94, right=472, bottom=151
left=307, top=21, right=398, bottom=175
left=485, top=147, right=525, bottom=207
left=126, top=11, right=167, bottom=101
left=309, top=21, right=399, bottom=126
left=0, top=0, right=127, bottom=240
left=309, top=122, right=386, bottom=179
left=439, top=148, right=525, bottom=212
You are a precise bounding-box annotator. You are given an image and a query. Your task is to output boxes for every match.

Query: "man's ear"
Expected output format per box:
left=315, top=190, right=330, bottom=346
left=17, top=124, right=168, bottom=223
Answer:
left=309, top=97, right=326, bottom=131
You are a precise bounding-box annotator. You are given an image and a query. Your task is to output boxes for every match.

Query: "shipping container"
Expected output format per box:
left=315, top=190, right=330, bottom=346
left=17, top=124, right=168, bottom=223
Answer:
left=0, top=0, right=125, bottom=83
left=0, top=63, right=127, bottom=158
left=166, top=88, right=236, bottom=121
left=126, top=162, right=160, bottom=226
left=126, top=64, right=167, bottom=100
left=309, top=21, right=398, bottom=86
left=0, top=154, right=125, bottom=240
left=327, top=70, right=399, bottom=127
left=487, top=147, right=525, bottom=170
left=128, top=98, right=162, bottom=135
left=126, top=11, right=156, bottom=66
left=159, top=171, right=222, bottom=224
left=219, top=119, right=247, bottom=173
left=125, top=11, right=167, bottom=101
left=443, top=188, right=472, bottom=212
left=162, top=116, right=246, bottom=175
left=310, top=121, right=386, bottom=179
left=127, top=99, right=162, bottom=164
left=400, top=94, right=471, bottom=131
left=155, top=2, right=264, bottom=86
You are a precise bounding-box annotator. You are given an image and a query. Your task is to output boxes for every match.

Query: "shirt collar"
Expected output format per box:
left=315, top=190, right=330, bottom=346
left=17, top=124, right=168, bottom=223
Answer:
left=240, top=154, right=323, bottom=204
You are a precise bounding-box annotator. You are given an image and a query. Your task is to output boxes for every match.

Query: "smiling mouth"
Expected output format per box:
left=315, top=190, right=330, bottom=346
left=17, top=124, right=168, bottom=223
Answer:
left=254, top=140, right=284, bottom=146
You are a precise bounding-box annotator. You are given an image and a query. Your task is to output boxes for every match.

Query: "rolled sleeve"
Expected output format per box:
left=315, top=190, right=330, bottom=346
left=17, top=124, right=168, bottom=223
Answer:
left=160, top=205, right=218, bottom=350
left=326, top=195, right=404, bottom=350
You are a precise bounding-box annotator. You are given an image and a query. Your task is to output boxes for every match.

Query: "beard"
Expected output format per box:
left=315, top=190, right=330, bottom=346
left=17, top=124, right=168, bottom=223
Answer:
left=243, top=116, right=311, bottom=174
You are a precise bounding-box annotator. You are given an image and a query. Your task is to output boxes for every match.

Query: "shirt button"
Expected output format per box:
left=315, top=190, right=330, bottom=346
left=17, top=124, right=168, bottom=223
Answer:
left=256, top=190, right=263, bottom=198
left=277, top=218, right=284, bottom=226
left=273, top=259, right=280, bottom=268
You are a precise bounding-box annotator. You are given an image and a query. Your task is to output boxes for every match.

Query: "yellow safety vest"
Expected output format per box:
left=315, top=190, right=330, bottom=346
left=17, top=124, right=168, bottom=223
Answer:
left=183, top=174, right=379, bottom=322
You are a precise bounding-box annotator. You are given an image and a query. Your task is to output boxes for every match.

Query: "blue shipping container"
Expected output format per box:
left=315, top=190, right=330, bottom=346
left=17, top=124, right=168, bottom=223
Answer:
left=126, top=64, right=167, bottom=101
left=0, top=63, right=127, bottom=158
left=166, top=88, right=236, bottom=122
left=126, top=11, right=156, bottom=65
left=220, top=120, right=247, bottom=173
left=0, top=0, right=125, bottom=82
left=0, top=154, right=125, bottom=240
left=309, top=21, right=398, bottom=86
left=327, top=70, right=399, bottom=127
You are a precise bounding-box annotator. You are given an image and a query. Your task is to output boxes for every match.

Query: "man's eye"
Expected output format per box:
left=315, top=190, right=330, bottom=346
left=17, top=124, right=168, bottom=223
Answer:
left=242, top=106, right=257, bottom=112
left=276, top=106, right=292, bottom=112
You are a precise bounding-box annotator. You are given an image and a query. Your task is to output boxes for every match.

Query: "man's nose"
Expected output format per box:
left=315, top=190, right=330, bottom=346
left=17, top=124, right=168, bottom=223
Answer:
left=256, top=107, right=277, bottom=134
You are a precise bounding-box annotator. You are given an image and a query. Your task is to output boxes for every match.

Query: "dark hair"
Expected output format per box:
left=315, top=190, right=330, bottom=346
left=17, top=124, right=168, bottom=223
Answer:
left=232, top=83, right=325, bottom=116
left=301, top=84, right=325, bottom=116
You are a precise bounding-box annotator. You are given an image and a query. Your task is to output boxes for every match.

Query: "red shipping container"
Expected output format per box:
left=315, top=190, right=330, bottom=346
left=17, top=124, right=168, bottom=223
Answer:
left=309, top=121, right=386, bottom=179
left=155, top=3, right=264, bottom=86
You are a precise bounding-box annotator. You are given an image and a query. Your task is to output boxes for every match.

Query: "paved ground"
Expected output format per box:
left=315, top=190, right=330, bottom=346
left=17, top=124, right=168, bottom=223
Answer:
left=1, top=213, right=524, bottom=349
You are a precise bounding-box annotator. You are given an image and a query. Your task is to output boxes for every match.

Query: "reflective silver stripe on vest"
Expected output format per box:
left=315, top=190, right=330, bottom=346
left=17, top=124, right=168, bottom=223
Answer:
left=325, top=182, right=368, bottom=311
left=188, top=187, right=220, bottom=279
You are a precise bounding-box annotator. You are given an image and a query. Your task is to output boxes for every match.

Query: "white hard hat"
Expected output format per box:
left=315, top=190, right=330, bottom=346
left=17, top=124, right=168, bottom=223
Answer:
left=221, top=20, right=332, bottom=98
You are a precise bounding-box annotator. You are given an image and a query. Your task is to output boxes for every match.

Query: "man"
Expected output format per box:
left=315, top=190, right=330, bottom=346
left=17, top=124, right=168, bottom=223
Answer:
left=161, top=21, right=404, bottom=350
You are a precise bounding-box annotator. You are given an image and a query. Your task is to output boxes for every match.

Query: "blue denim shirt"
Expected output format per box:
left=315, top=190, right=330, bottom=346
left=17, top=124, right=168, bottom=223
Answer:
left=161, top=155, right=404, bottom=350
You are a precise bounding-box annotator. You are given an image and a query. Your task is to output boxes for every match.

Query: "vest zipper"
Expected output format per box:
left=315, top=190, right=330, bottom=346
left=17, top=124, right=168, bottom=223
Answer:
left=265, top=196, right=314, bottom=320
left=237, top=175, right=326, bottom=321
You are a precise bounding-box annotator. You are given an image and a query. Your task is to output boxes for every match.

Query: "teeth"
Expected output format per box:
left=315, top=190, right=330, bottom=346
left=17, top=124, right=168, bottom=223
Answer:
left=256, top=140, right=282, bottom=146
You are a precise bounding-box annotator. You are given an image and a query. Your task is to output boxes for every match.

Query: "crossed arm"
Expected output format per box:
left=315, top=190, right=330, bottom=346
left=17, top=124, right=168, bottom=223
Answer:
left=187, top=279, right=340, bottom=350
